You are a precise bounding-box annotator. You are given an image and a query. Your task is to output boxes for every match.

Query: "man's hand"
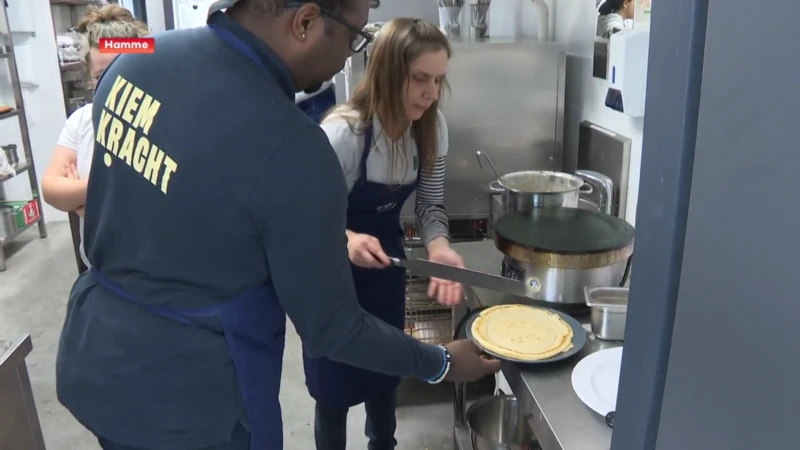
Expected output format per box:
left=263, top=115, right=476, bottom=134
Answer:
left=444, top=339, right=502, bottom=382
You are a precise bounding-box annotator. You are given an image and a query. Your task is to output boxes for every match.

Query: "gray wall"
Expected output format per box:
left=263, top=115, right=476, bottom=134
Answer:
left=369, top=0, right=439, bottom=25
left=654, top=1, right=800, bottom=449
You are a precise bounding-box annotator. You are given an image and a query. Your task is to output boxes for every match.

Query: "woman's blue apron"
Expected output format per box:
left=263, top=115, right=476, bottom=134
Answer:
left=297, top=85, right=337, bottom=124
left=303, top=124, right=418, bottom=408
left=87, top=23, right=289, bottom=450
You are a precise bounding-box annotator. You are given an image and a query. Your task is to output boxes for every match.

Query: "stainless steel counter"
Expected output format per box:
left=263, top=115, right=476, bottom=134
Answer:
left=0, top=335, right=46, bottom=450
left=450, top=241, right=620, bottom=450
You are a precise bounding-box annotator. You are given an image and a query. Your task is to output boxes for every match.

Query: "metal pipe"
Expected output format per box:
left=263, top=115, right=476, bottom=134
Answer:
left=531, top=0, right=549, bottom=42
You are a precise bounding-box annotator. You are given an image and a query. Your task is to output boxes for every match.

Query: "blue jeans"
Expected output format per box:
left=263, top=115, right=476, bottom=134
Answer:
left=97, top=421, right=249, bottom=450
left=314, top=389, right=398, bottom=450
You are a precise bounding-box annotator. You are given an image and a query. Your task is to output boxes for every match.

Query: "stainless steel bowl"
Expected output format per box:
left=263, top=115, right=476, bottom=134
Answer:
left=467, top=395, right=538, bottom=450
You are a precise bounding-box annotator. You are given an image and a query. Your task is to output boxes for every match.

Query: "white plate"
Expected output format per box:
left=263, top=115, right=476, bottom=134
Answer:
left=571, top=347, right=623, bottom=416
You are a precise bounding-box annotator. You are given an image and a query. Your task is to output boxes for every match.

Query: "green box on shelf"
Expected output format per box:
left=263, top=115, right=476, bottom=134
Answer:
left=0, top=200, right=40, bottom=228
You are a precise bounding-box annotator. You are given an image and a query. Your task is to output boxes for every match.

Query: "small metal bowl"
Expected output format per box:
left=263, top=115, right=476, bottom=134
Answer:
left=584, top=287, right=628, bottom=341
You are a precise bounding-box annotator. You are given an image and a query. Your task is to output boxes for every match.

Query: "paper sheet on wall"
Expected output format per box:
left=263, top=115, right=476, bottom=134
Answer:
left=173, top=0, right=216, bottom=30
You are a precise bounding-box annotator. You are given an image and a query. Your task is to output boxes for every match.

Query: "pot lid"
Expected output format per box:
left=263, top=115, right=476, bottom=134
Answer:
left=493, top=209, right=635, bottom=268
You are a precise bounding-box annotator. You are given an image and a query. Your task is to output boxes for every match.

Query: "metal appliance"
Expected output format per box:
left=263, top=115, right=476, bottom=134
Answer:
left=494, top=208, right=634, bottom=307
left=577, top=121, right=632, bottom=219
left=479, top=164, right=622, bottom=306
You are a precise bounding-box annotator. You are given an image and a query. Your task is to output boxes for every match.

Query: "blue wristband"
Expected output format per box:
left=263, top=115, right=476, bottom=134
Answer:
left=423, top=345, right=450, bottom=383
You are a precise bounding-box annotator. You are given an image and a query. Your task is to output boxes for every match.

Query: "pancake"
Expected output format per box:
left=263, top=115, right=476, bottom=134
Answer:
left=471, top=305, right=574, bottom=361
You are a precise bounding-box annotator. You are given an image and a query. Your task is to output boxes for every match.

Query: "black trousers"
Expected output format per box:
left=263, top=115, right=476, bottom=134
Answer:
left=314, top=389, right=398, bottom=450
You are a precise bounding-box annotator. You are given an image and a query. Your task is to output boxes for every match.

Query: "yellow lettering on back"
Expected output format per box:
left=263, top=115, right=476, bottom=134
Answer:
left=106, top=117, right=125, bottom=155
left=104, top=76, right=128, bottom=112
left=133, top=136, right=151, bottom=173
left=118, top=128, right=136, bottom=166
left=122, top=87, right=144, bottom=124
left=96, top=109, right=113, bottom=146
left=132, top=94, right=161, bottom=135
left=143, top=146, right=165, bottom=186
left=114, top=83, right=134, bottom=118
left=160, top=156, right=178, bottom=195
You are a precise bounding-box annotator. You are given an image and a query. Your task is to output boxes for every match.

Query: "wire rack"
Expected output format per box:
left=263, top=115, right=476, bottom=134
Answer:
left=404, top=275, right=453, bottom=345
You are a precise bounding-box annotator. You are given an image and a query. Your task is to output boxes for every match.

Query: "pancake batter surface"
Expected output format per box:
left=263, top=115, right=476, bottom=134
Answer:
left=471, top=305, right=574, bottom=361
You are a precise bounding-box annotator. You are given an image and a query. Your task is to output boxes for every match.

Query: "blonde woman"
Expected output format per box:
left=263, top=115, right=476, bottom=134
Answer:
left=42, top=5, right=148, bottom=268
left=305, top=18, right=464, bottom=450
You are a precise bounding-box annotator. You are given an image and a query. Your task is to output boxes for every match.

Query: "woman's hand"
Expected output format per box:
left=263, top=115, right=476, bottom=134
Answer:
left=65, top=163, right=80, bottom=180
left=64, top=164, right=87, bottom=217
left=347, top=231, right=391, bottom=268
left=426, top=238, right=465, bottom=306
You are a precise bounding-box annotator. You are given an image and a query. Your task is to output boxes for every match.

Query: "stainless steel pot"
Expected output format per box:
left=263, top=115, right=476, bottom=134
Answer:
left=2, top=144, right=19, bottom=167
left=502, top=255, right=628, bottom=305
left=0, top=205, right=16, bottom=240
left=489, top=170, right=593, bottom=213
left=467, top=395, right=538, bottom=450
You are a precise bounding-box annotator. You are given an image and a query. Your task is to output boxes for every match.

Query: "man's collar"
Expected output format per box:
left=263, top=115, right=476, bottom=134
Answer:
left=207, top=12, right=296, bottom=99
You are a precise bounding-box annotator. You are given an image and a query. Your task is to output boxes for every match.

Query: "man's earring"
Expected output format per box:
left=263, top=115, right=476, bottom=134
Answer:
left=301, top=33, right=306, bottom=40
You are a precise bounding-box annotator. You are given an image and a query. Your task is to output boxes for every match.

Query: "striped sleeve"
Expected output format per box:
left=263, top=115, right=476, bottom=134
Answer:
left=415, top=110, right=450, bottom=247
left=415, top=155, right=450, bottom=246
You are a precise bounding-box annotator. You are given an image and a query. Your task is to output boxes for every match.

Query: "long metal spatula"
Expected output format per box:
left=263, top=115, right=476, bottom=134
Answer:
left=389, top=257, right=528, bottom=297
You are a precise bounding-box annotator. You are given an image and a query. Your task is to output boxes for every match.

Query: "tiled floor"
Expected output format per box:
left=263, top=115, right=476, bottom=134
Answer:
left=0, top=222, right=491, bottom=449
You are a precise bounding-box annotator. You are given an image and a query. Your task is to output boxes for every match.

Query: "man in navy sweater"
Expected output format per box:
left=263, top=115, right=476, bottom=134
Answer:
left=55, top=1, right=500, bottom=449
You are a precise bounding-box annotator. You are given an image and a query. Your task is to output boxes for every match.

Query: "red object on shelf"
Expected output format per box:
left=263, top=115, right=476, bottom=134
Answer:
left=20, top=200, right=39, bottom=226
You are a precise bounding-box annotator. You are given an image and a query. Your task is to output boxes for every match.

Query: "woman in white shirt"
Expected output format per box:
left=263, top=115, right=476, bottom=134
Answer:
left=596, top=0, right=635, bottom=38
left=42, top=5, right=148, bottom=268
left=304, top=18, right=464, bottom=450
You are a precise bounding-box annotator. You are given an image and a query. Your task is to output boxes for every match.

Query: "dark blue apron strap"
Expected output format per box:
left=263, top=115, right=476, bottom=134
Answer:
left=88, top=268, right=217, bottom=324
left=356, top=124, right=374, bottom=185
left=207, top=23, right=266, bottom=70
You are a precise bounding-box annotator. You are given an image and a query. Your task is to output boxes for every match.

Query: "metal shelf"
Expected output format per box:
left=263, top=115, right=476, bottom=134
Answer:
left=51, top=2, right=118, bottom=122
left=0, top=109, right=21, bottom=120
left=0, top=162, right=31, bottom=183
left=0, top=0, right=48, bottom=271
left=59, top=61, right=83, bottom=72
left=0, top=216, right=41, bottom=248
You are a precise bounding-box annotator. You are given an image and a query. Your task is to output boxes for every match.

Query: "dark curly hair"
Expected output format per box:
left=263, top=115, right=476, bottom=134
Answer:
left=598, top=0, right=626, bottom=16
left=237, top=0, right=359, bottom=16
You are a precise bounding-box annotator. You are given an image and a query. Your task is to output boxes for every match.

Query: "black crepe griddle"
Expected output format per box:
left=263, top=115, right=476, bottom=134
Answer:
left=493, top=208, right=635, bottom=255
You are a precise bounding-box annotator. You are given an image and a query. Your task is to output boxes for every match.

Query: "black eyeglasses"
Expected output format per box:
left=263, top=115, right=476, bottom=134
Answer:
left=284, top=2, right=373, bottom=52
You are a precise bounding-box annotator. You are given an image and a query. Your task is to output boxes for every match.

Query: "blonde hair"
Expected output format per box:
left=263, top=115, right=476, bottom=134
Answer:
left=329, top=18, right=451, bottom=179
left=77, top=4, right=149, bottom=61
